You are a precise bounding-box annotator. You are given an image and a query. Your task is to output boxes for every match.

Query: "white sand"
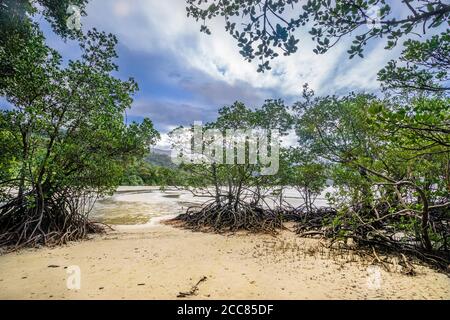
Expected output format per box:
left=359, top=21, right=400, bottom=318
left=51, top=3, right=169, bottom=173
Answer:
left=0, top=219, right=448, bottom=300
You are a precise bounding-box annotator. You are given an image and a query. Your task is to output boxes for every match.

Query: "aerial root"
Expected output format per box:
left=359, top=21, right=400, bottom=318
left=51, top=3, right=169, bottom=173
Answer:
left=172, top=200, right=284, bottom=234
left=0, top=190, right=105, bottom=250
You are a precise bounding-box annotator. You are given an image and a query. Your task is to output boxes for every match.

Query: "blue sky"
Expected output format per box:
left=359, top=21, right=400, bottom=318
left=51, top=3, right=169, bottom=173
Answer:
left=4, top=0, right=444, bottom=148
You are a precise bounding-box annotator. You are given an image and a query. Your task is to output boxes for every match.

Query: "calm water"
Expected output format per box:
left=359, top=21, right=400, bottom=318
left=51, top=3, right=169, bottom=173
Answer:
left=90, top=186, right=333, bottom=225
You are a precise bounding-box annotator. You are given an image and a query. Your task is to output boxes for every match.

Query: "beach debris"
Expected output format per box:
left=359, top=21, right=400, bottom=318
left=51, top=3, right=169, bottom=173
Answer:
left=177, top=276, right=207, bottom=298
left=47, top=265, right=60, bottom=268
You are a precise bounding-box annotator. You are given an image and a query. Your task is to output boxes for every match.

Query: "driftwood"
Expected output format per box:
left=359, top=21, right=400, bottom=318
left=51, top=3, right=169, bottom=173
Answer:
left=177, top=276, right=208, bottom=298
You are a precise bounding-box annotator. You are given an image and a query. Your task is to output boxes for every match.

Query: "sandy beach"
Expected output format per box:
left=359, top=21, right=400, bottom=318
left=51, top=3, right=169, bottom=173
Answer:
left=0, top=218, right=449, bottom=300
left=3, top=0, right=450, bottom=304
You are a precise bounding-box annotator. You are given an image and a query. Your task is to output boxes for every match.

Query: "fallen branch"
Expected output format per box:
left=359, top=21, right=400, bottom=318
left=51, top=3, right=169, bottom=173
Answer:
left=177, top=276, right=208, bottom=298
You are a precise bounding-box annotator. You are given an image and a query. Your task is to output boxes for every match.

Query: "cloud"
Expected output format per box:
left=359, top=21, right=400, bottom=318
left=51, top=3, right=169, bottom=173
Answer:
left=175, top=71, right=278, bottom=107
left=25, top=0, right=445, bottom=148
left=81, top=0, right=409, bottom=100
left=128, top=99, right=218, bottom=129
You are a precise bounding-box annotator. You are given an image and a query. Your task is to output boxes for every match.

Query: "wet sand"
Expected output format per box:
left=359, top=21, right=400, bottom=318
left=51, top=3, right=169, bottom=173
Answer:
left=0, top=220, right=448, bottom=300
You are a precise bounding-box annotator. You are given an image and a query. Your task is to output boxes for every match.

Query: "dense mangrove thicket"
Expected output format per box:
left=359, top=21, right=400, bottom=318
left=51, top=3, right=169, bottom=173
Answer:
left=293, top=89, right=449, bottom=269
left=0, top=3, right=159, bottom=248
left=172, top=0, right=450, bottom=269
left=170, top=86, right=449, bottom=268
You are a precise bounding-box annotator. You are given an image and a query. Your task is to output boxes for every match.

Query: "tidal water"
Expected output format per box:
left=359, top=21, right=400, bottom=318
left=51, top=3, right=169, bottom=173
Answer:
left=90, top=186, right=333, bottom=225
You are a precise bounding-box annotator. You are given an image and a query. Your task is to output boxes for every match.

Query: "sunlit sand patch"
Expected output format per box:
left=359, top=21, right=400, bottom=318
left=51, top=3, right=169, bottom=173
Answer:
left=98, top=214, right=150, bottom=225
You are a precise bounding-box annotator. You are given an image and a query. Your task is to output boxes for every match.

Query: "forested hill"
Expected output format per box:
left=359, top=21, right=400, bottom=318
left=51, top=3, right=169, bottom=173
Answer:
left=120, top=149, right=184, bottom=186
left=146, top=149, right=176, bottom=169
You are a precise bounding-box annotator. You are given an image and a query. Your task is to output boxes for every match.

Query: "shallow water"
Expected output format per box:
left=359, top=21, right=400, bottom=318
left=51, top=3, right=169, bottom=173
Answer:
left=90, top=187, right=203, bottom=225
left=91, top=186, right=332, bottom=225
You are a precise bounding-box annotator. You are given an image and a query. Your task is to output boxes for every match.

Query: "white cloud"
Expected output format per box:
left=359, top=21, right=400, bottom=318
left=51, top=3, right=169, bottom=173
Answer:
left=83, top=0, right=404, bottom=98
left=154, top=132, right=172, bottom=150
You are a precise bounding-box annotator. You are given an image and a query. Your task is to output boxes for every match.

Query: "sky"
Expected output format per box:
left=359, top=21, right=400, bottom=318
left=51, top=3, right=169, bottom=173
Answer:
left=8, top=0, right=445, bottom=149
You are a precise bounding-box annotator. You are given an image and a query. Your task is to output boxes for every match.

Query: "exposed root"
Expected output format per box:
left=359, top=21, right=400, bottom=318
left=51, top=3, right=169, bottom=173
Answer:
left=172, top=200, right=283, bottom=234
left=0, top=189, right=105, bottom=250
left=287, top=207, right=338, bottom=237
left=289, top=206, right=450, bottom=272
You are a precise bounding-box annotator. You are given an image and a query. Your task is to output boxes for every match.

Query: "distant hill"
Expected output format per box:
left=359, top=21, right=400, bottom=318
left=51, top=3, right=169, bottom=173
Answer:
left=150, top=148, right=172, bottom=156
left=145, top=148, right=176, bottom=169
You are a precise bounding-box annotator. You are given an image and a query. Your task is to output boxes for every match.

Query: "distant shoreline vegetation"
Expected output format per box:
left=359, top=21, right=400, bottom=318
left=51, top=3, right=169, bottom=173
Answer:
left=121, top=151, right=188, bottom=186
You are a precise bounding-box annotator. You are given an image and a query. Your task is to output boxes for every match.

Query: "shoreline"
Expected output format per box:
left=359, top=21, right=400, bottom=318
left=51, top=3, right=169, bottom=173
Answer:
left=0, top=217, right=448, bottom=300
